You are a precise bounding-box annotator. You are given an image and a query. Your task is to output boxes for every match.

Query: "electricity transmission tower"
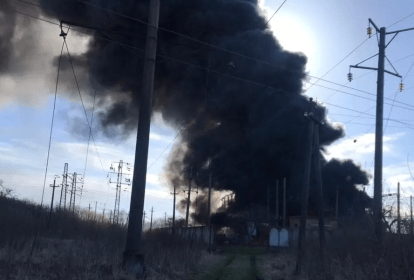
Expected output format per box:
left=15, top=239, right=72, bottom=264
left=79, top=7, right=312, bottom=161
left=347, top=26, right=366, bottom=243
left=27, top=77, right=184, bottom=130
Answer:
left=68, top=172, right=83, bottom=214
left=59, top=163, right=69, bottom=210
left=348, top=18, right=414, bottom=243
left=108, top=160, right=131, bottom=224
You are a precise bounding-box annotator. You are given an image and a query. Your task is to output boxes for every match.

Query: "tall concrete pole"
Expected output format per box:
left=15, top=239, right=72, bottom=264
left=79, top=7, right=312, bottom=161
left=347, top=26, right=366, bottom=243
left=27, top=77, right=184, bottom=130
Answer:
left=95, top=201, right=97, bottom=220
left=185, top=168, right=193, bottom=227
left=276, top=180, right=279, bottom=227
left=150, top=207, right=154, bottom=231
left=283, top=177, right=286, bottom=227
left=171, top=185, right=177, bottom=235
left=124, top=0, right=160, bottom=273
left=373, top=27, right=386, bottom=243
left=208, top=174, right=212, bottom=248
left=411, top=195, right=413, bottom=236
left=296, top=119, right=314, bottom=275
left=335, top=189, right=339, bottom=220
left=397, top=182, right=401, bottom=237
left=267, top=184, right=270, bottom=222
left=313, top=124, right=326, bottom=270
left=48, top=178, right=59, bottom=232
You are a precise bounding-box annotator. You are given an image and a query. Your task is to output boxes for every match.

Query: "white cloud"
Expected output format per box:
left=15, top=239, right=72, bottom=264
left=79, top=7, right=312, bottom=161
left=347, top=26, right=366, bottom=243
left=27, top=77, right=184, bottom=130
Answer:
left=146, top=173, right=160, bottom=185
left=324, top=132, right=404, bottom=165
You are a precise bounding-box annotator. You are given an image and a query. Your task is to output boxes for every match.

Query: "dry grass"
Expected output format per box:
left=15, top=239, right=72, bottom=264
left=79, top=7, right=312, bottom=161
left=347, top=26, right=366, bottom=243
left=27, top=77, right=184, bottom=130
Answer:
left=0, top=195, right=217, bottom=280
left=256, top=232, right=414, bottom=280
left=5, top=194, right=412, bottom=279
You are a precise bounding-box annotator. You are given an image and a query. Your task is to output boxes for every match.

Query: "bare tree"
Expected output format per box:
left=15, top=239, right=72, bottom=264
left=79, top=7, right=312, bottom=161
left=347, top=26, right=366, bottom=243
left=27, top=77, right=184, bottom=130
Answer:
left=0, top=180, right=13, bottom=198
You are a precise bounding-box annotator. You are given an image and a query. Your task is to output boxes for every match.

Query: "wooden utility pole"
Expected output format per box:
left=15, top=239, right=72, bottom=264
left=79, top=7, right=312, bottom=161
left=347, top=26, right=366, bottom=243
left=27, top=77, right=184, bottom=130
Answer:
left=276, top=180, right=279, bottom=227
left=185, top=167, right=193, bottom=227
left=150, top=207, right=154, bottom=231
left=296, top=100, right=315, bottom=275
left=124, top=0, right=160, bottom=274
left=171, top=185, right=179, bottom=235
left=283, top=177, right=286, bottom=227
left=165, top=212, right=167, bottom=227
left=48, top=177, right=60, bottom=232
left=313, top=124, right=326, bottom=270
left=398, top=182, right=401, bottom=238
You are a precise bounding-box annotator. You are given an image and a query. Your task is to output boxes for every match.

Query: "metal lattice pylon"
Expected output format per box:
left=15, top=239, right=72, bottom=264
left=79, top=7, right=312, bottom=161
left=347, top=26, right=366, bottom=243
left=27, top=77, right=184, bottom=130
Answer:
left=113, top=161, right=123, bottom=224
left=59, top=163, right=68, bottom=210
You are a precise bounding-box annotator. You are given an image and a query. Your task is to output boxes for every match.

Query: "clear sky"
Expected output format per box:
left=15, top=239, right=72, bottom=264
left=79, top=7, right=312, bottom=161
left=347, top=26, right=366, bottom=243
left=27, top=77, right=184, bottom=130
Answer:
left=1, top=0, right=414, bottom=221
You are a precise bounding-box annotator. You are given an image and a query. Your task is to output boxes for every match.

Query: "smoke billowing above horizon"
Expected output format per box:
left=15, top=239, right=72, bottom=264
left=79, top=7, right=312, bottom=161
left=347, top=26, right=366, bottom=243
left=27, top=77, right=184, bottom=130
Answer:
left=2, top=0, right=371, bottom=223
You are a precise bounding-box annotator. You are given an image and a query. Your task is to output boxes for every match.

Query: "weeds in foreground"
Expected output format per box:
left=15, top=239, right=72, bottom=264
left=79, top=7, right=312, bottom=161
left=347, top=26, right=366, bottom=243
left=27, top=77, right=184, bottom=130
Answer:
left=0, top=195, right=212, bottom=279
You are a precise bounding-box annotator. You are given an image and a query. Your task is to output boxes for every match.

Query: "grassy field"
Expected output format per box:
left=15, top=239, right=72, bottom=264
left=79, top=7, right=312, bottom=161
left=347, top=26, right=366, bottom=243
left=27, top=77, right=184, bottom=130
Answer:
left=2, top=193, right=414, bottom=280
left=191, top=246, right=267, bottom=280
left=0, top=194, right=214, bottom=279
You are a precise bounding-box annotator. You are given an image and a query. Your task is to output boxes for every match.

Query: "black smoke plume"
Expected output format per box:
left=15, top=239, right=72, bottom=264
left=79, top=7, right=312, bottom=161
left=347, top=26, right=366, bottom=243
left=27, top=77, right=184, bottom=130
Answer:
left=4, top=0, right=371, bottom=223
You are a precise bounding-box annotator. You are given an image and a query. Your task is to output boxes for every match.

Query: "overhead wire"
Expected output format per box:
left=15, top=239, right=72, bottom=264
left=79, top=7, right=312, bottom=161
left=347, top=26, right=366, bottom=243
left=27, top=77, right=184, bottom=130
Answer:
left=79, top=88, right=97, bottom=207
left=147, top=127, right=185, bottom=171
left=305, top=37, right=371, bottom=92
left=73, top=0, right=386, bottom=96
left=263, top=0, right=288, bottom=27
left=62, top=38, right=106, bottom=174
left=26, top=28, right=68, bottom=264
left=384, top=60, right=414, bottom=133
left=387, top=12, right=414, bottom=29
left=12, top=5, right=414, bottom=114
left=11, top=5, right=414, bottom=203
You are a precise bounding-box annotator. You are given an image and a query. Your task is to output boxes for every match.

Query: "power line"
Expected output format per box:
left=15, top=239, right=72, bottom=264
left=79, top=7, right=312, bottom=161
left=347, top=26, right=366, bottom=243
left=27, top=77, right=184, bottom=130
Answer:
left=305, top=37, right=371, bottom=92
left=11, top=6, right=414, bottom=175
left=79, top=88, right=97, bottom=206
left=263, top=0, right=288, bottom=27
left=27, top=30, right=68, bottom=264
left=384, top=61, right=414, bottom=133
left=322, top=51, right=414, bottom=103
left=40, top=35, right=67, bottom=207
left=388, top=12, right=414, bottom=29
left=62, top=38, right=106, bottom=174
left=11, top=8, right=414, bottom=136
left=147, top=127, right=185, bottom=171
left=13, top=5, right=414, bottom=114
left=72, top=0, right=382, bottom=91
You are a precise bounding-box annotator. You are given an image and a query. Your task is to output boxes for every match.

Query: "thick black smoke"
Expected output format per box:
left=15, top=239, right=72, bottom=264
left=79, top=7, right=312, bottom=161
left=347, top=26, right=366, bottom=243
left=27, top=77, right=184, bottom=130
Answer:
left=5, top=0, right=371, bottom=223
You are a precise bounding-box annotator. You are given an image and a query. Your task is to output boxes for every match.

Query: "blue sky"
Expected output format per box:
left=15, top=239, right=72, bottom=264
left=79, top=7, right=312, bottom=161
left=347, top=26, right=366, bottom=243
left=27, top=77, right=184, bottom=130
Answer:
left=2, top=0, right=414, bottom=221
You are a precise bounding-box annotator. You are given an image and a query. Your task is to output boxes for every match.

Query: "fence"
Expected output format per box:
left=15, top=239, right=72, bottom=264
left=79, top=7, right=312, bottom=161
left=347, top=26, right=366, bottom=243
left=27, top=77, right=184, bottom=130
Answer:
left=162, top=226, right=214, bottom=245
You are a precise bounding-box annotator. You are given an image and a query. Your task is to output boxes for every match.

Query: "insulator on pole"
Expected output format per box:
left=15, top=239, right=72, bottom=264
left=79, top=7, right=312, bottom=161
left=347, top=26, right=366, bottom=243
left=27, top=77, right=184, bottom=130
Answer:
left=399, top=81, right=404, bottom=92
left=347, top=72, right=353, bottom=82
left=367, top=27, right=373, bottom=38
